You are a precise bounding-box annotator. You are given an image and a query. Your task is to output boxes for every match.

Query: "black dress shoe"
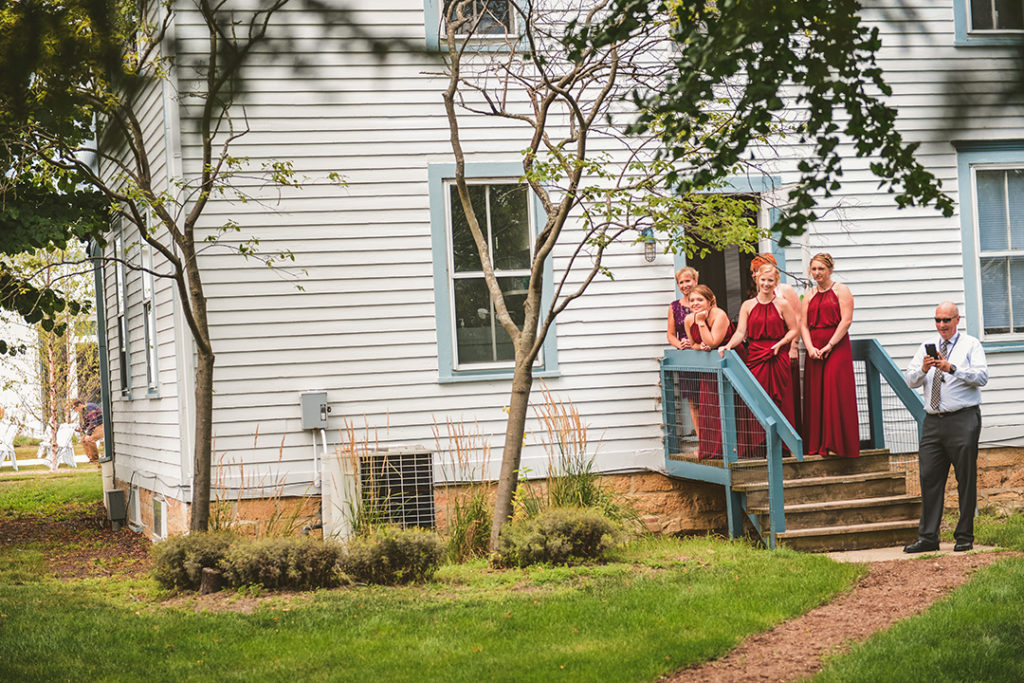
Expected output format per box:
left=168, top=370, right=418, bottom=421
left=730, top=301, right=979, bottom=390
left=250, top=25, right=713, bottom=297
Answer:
left=903, top=539, right=940, bottom=554
left=954, top=542, right=974, bottom=552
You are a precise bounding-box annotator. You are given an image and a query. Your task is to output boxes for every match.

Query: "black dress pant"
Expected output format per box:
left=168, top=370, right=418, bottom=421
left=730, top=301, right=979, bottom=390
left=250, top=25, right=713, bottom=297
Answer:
left=917, top=406, right=981, bottom=544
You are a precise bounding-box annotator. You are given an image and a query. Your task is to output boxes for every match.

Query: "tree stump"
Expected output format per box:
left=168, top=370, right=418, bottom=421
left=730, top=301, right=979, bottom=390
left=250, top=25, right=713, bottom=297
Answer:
left=199, top=567, right=223, bottom=594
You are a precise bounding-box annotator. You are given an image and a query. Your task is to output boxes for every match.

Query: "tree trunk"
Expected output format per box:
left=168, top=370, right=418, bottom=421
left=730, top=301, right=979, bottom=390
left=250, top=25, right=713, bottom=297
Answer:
left=489, top=356, right=535, bottom=550
left=190, top=346, right=215, bottom=531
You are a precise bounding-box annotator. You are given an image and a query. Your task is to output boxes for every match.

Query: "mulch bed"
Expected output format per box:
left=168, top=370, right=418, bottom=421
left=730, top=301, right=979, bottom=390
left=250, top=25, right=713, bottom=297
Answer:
left=1, top=502, right=152, bottom=580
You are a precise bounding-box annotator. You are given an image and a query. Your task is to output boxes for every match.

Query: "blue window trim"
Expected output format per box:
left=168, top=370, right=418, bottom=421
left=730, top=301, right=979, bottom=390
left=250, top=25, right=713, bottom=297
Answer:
left=672, top=175, right=786, bottom=280
left=423, top=0, right=529, bottom=52
left=953, top=139, right=1024, bottom=352
left=953, top=0, right=1024, bottom=46
left=428, top=161, right=559, bottom=383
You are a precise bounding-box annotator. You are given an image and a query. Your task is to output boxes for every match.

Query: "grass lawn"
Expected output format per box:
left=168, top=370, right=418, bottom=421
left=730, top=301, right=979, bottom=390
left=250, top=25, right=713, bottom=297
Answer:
left=0, top=468, right=102, bottom=518
left=815, top=510, right=1024, bottom=682
left=0, top=470, right=867, bottom=683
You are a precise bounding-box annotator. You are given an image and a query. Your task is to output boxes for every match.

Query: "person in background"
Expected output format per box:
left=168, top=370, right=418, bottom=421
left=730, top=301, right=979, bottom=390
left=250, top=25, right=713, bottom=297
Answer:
left=720, top=263, right=799, bottom=457
left=71, top=398, right=104, bottom=464
left=903, top=302, right=988, bottom=554
left=800, top=252, right=859, bottom=458
left=684, top=285, right=736, bottom=459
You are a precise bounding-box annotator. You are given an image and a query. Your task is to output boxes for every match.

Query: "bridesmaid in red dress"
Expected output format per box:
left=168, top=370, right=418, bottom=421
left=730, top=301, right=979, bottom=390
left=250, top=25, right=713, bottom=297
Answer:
left=800, top=253, right=859, bottom=458
left=720, top=264, right=799, bottom=457
left=683, top=285, right=735, bottom=460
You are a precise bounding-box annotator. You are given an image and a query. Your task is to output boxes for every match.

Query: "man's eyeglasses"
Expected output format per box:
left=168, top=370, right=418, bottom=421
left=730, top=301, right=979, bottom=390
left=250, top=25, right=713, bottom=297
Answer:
left=934, top=317, right=956, bottom=323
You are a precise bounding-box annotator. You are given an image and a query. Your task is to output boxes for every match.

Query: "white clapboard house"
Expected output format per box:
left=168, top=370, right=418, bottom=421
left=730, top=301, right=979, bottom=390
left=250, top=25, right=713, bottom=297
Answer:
left=95, top=1, right=1023, bottom=540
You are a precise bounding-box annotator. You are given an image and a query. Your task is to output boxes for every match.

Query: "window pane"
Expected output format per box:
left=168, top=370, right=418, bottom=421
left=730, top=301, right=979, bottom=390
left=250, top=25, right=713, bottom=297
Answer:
left=981, top=256, right=1010, bottom=333
left=472, top=0, right=512, bottom=35
left=450, top=184, right=487, bottom=272
left=490, top=184, right=531, bottom=270
left=996, top=0, right=1024, bottom=29
left=453, top=277, right=495, bottom=364
left=495, top=276, right=528, bottom=361
left=972, top=0, right=994, bottom=29
left=977, top=170, right=1008, bottom=251
left=1011, top=256, right=1024, bottom=332
left=1010, top=170, right=1024, bottom=249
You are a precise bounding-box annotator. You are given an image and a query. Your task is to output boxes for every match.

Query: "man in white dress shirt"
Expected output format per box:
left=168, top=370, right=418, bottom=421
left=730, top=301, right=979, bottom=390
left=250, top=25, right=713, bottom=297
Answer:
left=902, top=302, right=988, bottom=553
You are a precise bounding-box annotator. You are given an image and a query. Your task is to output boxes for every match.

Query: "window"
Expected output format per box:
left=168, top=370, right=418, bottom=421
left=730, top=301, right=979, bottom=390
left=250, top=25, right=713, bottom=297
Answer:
left=429, top=162, right=558, bottom=382
left=152, top=497, right=167, bottom=538
left=423, top=0, right=523, bottom=51
left=449, top=182, right=531, bottom=366
left=954, top=141, right=1024, bottom=350
left=974, top=169, right=1024, bottom=335
left=954, top=0, right=1024, bottom=44
left=113, top=236, right=131, bottom=397
left=971, top=0, right=1024, bottom=31
left=141, top=243, right=159, bottom=395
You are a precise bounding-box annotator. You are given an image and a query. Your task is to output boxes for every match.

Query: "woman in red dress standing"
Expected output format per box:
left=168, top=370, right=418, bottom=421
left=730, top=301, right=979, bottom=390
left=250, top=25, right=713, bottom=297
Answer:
left=683, top=285, right=735, bottom=459
left=800, top=253, right=859, bottom=458
left=720, top=264, right=799, bottom=456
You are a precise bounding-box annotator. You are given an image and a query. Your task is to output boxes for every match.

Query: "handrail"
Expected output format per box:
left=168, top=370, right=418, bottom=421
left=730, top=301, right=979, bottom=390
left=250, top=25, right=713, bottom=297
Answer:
left=851, top=339, right=926, bottom=449
left=661, top=338, right=927, bottom=550
left=661, top=348, right=801, bottom=548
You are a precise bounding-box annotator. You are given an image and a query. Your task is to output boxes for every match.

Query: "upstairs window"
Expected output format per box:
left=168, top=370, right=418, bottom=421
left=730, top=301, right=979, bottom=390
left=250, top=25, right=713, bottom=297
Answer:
left=447, top=182, right=531, bottom=367
left=975, top=168, right=1024, bottom=336
left=455, top=0, right=515, bottom=37
left=970, top=0, right=1024, bottom=31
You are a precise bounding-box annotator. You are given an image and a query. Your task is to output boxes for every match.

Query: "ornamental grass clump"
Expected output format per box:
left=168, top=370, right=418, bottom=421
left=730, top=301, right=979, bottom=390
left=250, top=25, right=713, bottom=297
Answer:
left=151, top=531, right=238, bottom=590
left=495, top=507, right=623, bottom=568
left=219, top=536, right=345, bottom=591
left=338, top=526, right=443, bottom=585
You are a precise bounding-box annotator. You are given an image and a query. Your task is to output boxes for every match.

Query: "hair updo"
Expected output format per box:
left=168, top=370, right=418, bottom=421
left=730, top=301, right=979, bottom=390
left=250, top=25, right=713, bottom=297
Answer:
left=754, top=263, right=779, bottom=281
left=810, top=252, right=834, bottom=271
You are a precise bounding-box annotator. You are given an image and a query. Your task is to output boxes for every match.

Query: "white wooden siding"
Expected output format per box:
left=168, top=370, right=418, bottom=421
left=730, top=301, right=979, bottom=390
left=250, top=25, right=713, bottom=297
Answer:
left=105, top=0, right=1023, bottom=502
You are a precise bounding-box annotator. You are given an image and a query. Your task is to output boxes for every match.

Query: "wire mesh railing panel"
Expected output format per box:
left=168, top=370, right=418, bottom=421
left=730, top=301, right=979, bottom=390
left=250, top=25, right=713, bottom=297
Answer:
left=852, top=359, right=921, bottom=455
left=663, top=367, right=768, bottom=461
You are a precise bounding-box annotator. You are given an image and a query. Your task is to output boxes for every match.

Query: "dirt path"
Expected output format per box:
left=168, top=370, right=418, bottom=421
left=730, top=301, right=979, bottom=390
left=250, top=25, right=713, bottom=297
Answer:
left=667, top=551, right=1011, bottom=682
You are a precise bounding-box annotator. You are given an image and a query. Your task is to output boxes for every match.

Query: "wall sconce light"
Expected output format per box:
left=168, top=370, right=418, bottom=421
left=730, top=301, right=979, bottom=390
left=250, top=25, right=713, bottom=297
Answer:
left=641, top=228, right=656, bottom=263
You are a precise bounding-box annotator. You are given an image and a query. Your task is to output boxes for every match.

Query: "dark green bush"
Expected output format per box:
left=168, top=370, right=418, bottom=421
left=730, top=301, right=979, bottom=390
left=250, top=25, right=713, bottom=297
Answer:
left=339, top=526, right=443, bottom=585
left=219, top=536, right=345, bottom=591
left=151, top=531, right=237, bottom=590
left=496, top=507, right=622, bottom=567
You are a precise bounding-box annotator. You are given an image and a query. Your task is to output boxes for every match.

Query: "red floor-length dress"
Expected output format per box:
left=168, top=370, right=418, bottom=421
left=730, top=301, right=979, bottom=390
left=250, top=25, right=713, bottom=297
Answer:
left=692, top=318, right=736, bottom=460
left=739, top=299, right=795, bottom=458
left=803, top=287, right=860, bottom=458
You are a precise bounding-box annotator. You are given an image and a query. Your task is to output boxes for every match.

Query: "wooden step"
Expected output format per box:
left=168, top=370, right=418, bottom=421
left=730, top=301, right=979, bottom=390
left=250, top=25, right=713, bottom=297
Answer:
left=749, top=495, right=922, bottom=531
left=776, top=520, right=920, bottom=552
left=736, top=471, right=907, bottom=507
left=729, top=451, right=891, bottom=485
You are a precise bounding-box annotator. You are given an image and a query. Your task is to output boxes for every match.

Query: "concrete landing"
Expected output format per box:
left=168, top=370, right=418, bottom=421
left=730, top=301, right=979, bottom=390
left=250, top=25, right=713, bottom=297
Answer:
left=825, top=542, right=1000, bottom=563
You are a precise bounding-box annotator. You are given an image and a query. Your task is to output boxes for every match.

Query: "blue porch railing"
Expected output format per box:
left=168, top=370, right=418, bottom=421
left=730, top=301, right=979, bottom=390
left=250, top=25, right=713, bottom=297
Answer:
left=660, top=338, right=925, bottom=549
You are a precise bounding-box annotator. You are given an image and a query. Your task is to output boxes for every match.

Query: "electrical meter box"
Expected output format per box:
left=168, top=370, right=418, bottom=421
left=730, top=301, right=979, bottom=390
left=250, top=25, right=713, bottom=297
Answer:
left=300, top=391, right=329, bottom=429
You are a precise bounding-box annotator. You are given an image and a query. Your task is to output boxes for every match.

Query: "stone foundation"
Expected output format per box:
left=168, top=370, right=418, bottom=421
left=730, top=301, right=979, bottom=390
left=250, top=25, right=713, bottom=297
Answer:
left=891, top=447, right=1024, bottom=515
left=112, top=478, right=189, bottom=541
left=433, top=470, right=728, bottom=536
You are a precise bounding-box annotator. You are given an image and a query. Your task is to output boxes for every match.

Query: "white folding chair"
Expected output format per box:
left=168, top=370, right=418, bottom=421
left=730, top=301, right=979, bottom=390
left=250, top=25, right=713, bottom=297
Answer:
left=54, top=423, right=78, bottom=469
left=0, top=424, right=17, bottom=471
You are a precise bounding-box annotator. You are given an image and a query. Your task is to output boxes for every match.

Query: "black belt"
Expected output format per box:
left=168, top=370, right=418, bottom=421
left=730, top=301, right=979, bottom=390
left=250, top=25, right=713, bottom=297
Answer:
left=927, top=405, right=979, bottom=419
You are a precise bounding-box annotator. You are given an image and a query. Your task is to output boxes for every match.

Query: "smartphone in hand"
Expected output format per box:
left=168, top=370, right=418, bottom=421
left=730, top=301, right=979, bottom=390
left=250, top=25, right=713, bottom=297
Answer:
left=925, top=343, right=938, bottom=359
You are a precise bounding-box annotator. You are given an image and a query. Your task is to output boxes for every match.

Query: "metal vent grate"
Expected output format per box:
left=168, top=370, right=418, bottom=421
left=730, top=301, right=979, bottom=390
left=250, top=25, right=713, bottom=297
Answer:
left=359, top=449, right=435, bottom=529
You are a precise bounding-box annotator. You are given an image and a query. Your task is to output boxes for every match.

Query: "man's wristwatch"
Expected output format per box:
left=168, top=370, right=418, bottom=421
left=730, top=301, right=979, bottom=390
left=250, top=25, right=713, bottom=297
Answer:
left=948, top=364, right=957, bottom=375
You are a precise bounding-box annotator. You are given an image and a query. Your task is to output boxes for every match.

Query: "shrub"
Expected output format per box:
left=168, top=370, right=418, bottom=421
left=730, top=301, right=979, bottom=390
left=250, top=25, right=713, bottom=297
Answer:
left=219, top=536, right=345, bottom=591
left=495, top=507, right=623, bottom=568
left=151, top=531, right=237, bottom=590
left=339, top=526, right=443, bottom=585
